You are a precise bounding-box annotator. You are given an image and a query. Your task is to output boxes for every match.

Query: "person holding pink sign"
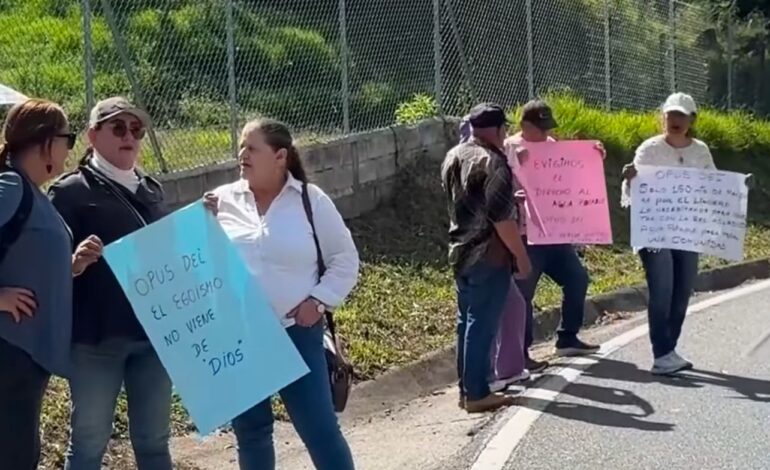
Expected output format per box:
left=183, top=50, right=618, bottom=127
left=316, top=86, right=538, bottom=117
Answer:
left=504, top=100, right=600, bottom=367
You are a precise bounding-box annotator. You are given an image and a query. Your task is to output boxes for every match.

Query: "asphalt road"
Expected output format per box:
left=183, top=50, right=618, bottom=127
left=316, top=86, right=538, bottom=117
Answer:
left=499, top=282, right=770, bottom=470
left=171, top=283, right=770, bottom=470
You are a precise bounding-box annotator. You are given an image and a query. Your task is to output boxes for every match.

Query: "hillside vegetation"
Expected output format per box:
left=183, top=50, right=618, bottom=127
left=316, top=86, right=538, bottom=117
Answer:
left=2, top=0, right=765, bottom=143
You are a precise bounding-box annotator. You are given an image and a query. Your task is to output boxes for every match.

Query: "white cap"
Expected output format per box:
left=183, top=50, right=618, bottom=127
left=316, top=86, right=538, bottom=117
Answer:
left=662, top=92, right=697, bottom=115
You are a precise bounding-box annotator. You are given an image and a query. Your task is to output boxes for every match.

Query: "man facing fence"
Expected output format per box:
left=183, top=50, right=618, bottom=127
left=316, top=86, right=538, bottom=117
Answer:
left=441, top=103, right=531, bottom=413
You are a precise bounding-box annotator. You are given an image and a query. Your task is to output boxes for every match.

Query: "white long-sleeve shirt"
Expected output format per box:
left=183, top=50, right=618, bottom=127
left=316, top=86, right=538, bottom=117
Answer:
left=212, top=175, right=360, bottom=328
left=621, top=134, right=716, bottom=207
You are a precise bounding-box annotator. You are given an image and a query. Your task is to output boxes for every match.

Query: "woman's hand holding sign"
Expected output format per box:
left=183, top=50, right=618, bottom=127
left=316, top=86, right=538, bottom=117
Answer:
left=622, top=163, right=637, bottom=181
left=595, top=141, right=607, bottom=159
left=203, top=193, right=219, bottom=216
left=72, top=235, right=103, bottom=277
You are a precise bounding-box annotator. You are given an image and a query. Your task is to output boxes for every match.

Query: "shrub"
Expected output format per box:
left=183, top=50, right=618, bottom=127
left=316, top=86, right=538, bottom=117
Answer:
left=395, top=94, right=438, bottom=125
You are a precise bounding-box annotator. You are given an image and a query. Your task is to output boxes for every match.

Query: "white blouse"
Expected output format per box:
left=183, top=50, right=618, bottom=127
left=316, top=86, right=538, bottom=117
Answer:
left=621, top=134, right=716, bottom=207
left=211, top=175, right=360, bottom=328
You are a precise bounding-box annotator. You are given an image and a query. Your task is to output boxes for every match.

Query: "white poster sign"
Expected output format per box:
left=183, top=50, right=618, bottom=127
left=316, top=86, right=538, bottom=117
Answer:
left=630, top=166, right=749, bottom=261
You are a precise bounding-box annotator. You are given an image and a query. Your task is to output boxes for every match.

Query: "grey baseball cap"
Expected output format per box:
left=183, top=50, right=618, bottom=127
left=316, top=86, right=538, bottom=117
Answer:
left=89, top=96, right=151, bottom=128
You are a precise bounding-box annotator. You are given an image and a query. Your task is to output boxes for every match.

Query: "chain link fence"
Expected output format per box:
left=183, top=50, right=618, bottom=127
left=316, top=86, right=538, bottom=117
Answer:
left=0, top=0, right=765, bottom=174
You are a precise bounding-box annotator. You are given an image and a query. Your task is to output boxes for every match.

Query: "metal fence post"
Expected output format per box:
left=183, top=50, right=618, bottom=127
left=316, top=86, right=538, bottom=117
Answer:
left=433, top=0, right=443, bottom=115
left=525, top=0, right=535, bottom=99
left=339, top=0, right=350, bottom=133
left=668, top=0, right=676, bottom=93
left=226, top=0, right=238, bottom=160
left=726, top=12, right=734, bottom=110
left=100, top=0, right=167, bottom=172
left=445, top=0, right=477, bottom=107
left=83, top=0, right=94, bottom=114
left=604, top=0, right=611, bottom=110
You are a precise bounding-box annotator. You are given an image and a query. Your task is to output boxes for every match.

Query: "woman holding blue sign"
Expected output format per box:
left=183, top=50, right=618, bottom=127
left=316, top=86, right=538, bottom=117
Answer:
left=0, top=99, right=78, bottom=470
left=49, top=97, right=174, bottom=470
left=203, top=119, right=360, bottom=470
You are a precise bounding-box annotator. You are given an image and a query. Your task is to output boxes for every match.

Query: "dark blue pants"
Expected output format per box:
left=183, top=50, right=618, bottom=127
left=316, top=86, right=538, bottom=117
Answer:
left=232, top=323, right=354, bottom=470
left=0, top=337, right=50, bottom=470
left=640, top=249, right=699, bottom=358
left=456, top=261, right=511, bottom=401
left=516, top=243, right=589, bottom=352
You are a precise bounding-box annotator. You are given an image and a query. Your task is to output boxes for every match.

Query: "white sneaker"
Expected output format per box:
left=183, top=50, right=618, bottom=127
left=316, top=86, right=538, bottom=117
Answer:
left=651, top=351, right=691, bottom=375
left=671, top=351, right=694, bottom=370
left=489, top=369, right=531, bottom=392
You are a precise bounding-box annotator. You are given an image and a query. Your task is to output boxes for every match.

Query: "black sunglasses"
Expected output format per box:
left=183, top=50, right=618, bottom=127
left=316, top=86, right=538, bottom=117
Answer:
left=57, top=132, right=77, bottom=150
left=106, top=121, right=146, bottom=141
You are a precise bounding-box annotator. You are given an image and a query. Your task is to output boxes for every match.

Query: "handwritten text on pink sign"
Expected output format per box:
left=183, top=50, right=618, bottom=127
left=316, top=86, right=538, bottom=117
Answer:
left=518, top=141, right=612, bottom=245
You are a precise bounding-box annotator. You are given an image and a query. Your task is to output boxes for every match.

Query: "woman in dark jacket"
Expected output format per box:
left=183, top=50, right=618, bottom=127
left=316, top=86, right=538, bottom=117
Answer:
left=48, top=96, right=173, bottom=470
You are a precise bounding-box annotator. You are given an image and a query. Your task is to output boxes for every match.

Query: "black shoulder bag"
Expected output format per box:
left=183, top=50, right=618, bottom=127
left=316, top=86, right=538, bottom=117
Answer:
left=300, top=183, right=354, bottom=413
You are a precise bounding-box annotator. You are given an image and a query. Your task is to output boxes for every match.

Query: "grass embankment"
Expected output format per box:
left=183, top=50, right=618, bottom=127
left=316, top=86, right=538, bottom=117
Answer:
left=38, top=95, right=770, bottom=467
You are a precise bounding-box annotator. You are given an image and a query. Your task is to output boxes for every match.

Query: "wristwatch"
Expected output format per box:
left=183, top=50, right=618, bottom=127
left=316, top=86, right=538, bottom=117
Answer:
left=310, top=297, right=326, bottom=314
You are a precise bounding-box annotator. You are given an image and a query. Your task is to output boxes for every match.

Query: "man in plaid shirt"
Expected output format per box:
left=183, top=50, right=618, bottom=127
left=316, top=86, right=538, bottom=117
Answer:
left=442, top=103, right=531, bottom=413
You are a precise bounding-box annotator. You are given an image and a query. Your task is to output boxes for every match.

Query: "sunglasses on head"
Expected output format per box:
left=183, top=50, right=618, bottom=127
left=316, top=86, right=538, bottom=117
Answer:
left=104, top=120, right=146, bottom=140
left=57, top=132, right=77, bottom=150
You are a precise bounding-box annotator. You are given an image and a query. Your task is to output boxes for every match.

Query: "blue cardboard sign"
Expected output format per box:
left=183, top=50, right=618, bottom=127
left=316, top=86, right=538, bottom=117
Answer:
left=103, top=202, right=308, bottom=435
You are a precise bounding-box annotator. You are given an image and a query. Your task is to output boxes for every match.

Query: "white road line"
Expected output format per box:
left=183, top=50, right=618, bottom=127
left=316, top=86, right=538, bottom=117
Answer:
left=742, top=328, right=770, bottom=358
left=471, top=278, right=770, bottom=470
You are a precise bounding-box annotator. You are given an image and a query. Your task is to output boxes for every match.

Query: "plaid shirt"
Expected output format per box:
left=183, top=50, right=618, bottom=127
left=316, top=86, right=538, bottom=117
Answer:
left=441, top=138, right=519, bottom=275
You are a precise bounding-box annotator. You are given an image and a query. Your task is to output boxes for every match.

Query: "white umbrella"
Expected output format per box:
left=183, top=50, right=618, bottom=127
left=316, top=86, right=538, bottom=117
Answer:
left=0, top=84, right=28, bottom=106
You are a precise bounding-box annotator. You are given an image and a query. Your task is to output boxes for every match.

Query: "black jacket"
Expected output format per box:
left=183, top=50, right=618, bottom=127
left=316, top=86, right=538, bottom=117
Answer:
left=48, top=157, right=169, bottom=345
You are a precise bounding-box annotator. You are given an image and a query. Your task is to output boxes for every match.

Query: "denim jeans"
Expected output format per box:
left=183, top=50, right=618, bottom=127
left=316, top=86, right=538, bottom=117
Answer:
left=490, top=279, right=527, bottom=380
left=0, top=337, right=50, bottom=470
left=516, top=243, right=589, bottom=352
left=639, top=248, right=699, bottom=358
left=64, top=339, right=172, bottom=470
left=456, top=261, right=511, bottom=400
left=232, top=323, right=354, bottom=470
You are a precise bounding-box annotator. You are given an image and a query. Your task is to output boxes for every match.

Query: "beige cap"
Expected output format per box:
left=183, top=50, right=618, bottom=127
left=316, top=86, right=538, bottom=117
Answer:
left=89, top=96, right=151, bottom=128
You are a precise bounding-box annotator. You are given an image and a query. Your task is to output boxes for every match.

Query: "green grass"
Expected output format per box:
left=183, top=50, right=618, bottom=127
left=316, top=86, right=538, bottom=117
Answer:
left=39, top=95, right=770, bottom=467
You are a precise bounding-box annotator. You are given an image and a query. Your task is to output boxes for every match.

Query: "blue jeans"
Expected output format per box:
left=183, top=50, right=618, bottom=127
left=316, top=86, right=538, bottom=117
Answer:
left=64, top=339, right=172, bottom=470
left=232, top=323, right=354, bottom=470
left=0, top=338, right=50, bottom=470
left=516, top=243, right=589, bottom=352
left=640, top=249, right=699, bottom=358
left=456, top=261, right=511, bottom=400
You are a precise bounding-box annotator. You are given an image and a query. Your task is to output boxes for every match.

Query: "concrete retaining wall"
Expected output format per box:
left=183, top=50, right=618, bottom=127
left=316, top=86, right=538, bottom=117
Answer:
left=155, top=118, right=460, bottom=217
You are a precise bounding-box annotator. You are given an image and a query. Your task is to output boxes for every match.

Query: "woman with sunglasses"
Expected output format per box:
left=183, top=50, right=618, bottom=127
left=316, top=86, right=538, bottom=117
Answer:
left=48, top=97, right=173, bottom=470
left=0, top=99, right=84, bottom=469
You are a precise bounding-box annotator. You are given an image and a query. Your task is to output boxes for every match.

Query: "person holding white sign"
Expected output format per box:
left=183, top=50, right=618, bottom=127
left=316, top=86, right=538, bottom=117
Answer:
left=620, top=92, right=733, bottom=375
left=203, top=119, right=359, bottom=470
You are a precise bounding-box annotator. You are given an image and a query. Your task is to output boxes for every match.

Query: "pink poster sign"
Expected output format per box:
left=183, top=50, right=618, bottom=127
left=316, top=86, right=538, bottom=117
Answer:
left=517, top=140, right=612, bottom=245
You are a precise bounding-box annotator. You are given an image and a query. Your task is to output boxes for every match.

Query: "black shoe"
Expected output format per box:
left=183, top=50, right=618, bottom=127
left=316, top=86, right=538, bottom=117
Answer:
left=556, top=337, right=600, bottom=357
left=525, top=357, right=549, bottom=373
